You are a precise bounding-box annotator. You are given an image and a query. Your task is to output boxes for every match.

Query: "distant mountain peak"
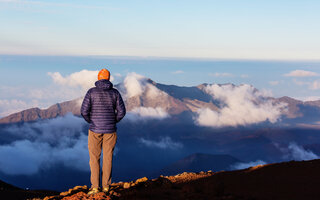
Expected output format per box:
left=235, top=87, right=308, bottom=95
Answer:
left=1, top=81, right=320, bottom=124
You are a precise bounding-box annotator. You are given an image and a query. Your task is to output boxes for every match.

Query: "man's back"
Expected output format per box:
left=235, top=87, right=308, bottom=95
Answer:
left=81, top=79, right=126, bottom=134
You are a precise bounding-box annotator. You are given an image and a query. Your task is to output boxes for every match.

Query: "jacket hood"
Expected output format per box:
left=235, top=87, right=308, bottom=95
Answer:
left=95, top=79, right=113, bottom=90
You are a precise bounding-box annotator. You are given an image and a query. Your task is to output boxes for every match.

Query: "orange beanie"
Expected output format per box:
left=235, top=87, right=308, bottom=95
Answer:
left=98, top=69, right=110, bottom=80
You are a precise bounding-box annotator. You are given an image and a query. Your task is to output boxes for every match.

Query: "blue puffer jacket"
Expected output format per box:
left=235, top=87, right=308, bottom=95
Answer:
left=81, top=79, right=126, bottom=133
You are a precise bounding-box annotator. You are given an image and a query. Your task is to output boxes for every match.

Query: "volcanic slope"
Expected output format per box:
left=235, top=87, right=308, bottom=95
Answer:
left=35, top=159, right=320, bottom=200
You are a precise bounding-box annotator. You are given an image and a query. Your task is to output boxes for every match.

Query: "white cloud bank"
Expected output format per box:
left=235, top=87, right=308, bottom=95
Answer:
left=196, top=84, right=286, bottom=127
left=139, top=137, right=183, bottom=149
left=0, top=134, right=89, bottom=175
left=129, top=107, right=169, bottom=119
left=48, top=69, right=116, bottom=91
left=122, top=72, right=168, bottom=99
left=123, top=72, right=146, bottom=98
left=122, top=72, right=170, bottom=120
left=284, top=70, right=318, bottom=77
left=0, top=114, right=89, bottom=175
left=284, top=143, right=319, bottom=161
left=231, top=160, right=267, bottom=170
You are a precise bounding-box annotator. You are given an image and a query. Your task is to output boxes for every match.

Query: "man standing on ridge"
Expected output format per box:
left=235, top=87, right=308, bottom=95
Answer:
left=81, top=68, right=126, bottom=195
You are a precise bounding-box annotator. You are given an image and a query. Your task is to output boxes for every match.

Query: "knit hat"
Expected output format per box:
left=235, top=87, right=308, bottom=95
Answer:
left=98, top=68, right=110, bottom=80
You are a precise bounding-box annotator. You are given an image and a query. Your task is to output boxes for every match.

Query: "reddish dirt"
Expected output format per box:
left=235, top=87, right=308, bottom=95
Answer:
left=8, top=159, right=320, bottom=200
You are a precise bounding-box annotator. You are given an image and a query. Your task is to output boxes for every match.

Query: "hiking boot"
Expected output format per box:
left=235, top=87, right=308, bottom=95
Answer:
left=102, top=186, right=109, bottom=193
left=88, top=187, right=100, bottom=195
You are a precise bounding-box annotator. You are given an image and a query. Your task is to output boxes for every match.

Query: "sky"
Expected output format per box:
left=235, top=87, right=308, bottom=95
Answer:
left=0, top=0, right=320, bottom=60
left=1, top=1, right=320, bottom=117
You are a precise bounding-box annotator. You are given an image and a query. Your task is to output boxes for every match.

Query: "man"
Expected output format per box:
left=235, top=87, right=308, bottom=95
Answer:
left=81, top=68, right=126, bottom=195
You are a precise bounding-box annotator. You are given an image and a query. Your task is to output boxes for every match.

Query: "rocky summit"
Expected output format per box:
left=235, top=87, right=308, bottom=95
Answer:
left=15, top=159, right=320, bottom=200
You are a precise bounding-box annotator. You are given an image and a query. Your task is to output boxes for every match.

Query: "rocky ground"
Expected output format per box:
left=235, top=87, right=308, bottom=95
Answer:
left=2, top=159, right=320, bottom=200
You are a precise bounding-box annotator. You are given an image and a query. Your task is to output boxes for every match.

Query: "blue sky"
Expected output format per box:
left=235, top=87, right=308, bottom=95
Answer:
left=0, top=0, right=319, bottom=60
left=1, top=1, right=320, bottom=117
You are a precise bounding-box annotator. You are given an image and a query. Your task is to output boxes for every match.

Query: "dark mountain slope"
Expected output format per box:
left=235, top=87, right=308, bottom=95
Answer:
left=0, top=179, right=58, bottom=200
left=39, top=159, right=320, bottom=200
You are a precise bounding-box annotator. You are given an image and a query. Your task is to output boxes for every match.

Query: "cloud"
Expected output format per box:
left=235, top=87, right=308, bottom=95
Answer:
left=0, top=69, right=119, bottom=118
left=301, top=96, right=320, bottom=101
left=122, top=72, right=168, bottom=100
left=48, top=70, right=116, bottom=91
left=231, top=160, right=267, bottom=170
left=0, top=99, right=31, bottom=117
left=123, top=72, right=147, bottom=98
left=209, top=72, right=234, bottom=77
left=284, top=70, right=318, bottom=77
left=126, top=107, right=169, bottom=121
left=139, top=137, right=183, bottom=149
left=269, top=81, right=279, bottom=86
left=5, top=113, right=84, bottom=144
left=0, top=84, right=84, bottom=118
left=195, top=84, right=286, bottom=127
left=171, top=70, right=184, bottom=74
left=0, top=71, right=165, bottom=119
left=279, top=143, right=319, bottom=161
left=0, top=70, right=91, bottom=117
left=0, top=114, right=89, bottom=175
left=0, top=135, right=89, bottom=175
left=48, top=70, right=105, bottom=91
left=121, top=72, right=170, bottom=120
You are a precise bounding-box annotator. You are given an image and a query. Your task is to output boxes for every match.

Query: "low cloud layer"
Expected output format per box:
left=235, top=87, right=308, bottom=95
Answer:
left=231, top=160, right=267, bottom=170
left=196, top=84, right=286, bottom=127
left=5, top=113, right=84, bottom=144
left=0, top=114, right=89, bottom=175
left=126, top=107, right=169, bottom=121
left=280, top=143, right=319, bottom=161
left=139, top=137, right=183, bottom=149
left=0, top=134, right=89, bottom=175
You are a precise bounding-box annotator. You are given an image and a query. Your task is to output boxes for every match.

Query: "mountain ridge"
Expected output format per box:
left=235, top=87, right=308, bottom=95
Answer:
left=1, top=80, right=319, bottom=124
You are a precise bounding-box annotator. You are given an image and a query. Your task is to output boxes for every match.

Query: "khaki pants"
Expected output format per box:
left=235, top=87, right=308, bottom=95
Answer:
left=88, top=130, right=117, bottom=188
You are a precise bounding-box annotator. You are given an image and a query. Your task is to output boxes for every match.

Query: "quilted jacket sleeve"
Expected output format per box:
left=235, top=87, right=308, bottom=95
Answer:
left=115, top=90, right=126, bottom=122
left=81, top=90, right=92, bottom=123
